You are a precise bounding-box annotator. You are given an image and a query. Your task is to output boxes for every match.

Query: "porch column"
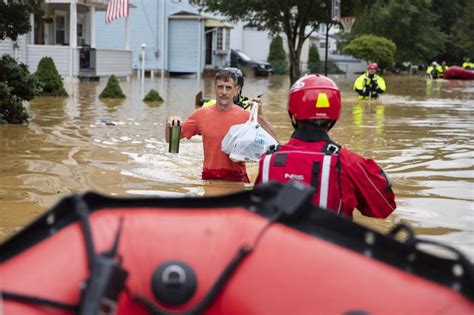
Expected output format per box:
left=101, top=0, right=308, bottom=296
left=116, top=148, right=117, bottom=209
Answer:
left=30, top=14, right=34, bottom=44
left=69, top=0, right=78, bottom=79
left=90, top=6, right=96, bottom=48
left=125, top=17, right=130, bottom=50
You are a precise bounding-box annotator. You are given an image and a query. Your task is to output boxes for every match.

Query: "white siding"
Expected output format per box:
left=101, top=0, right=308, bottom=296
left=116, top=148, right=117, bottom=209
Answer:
left=26, top=45, right=75, bottom=76
left=242, top=28, right=272, bottom=62
left=95, top=49, right=132, bottom=76
left=168, top=19, right=199, bottom=73
left=0, top=40, right=13, bottom=56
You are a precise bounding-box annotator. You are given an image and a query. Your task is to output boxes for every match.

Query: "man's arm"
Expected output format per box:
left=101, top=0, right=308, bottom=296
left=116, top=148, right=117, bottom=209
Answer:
left=253, top=98, right=279, bottom=143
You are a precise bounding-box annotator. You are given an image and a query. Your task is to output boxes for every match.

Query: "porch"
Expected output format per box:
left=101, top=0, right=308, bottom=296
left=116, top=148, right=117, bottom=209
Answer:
left=24, top=44, right=132, bottom=79
left=19, top=0, right=132, bottom=79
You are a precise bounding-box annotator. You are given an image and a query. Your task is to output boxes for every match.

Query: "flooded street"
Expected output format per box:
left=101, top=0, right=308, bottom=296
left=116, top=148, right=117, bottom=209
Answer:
left=1, top=74, right=473, bottom=260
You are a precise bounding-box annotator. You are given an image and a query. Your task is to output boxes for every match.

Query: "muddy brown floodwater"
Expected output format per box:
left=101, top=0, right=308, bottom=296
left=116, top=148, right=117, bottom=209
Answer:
left=1, top=74, right=473, bottom=260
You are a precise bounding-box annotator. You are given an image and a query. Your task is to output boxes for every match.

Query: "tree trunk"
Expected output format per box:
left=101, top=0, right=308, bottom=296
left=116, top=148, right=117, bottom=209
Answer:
left=286, top=35, right=304, bottom=85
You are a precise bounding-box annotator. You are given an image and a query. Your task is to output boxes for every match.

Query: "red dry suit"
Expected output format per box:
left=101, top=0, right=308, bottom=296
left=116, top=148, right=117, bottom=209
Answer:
left=255, top=126, right=396, bottom=218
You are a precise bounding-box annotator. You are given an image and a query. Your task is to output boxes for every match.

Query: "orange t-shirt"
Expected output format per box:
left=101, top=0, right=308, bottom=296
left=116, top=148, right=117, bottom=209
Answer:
left=181, top=105, right=250, bottom=182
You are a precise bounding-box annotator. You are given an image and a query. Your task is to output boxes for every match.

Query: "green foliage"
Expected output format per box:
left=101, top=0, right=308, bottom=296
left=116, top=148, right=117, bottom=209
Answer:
left=99, top=75, right=126, bottom=99
left=0, top=55, right=41, bottom=124
left=344, top=34, right=396, bottom=69
left=430, top=0, right=470, bottom=63
left=449, top=0, right=474, bottom=62
left=143, top=89, right=164, bottom=103
left=267, top=36, right=287, bottom=75
left=0, top=1, right=43, bottom=41
left=35, top=57, right=68, bottom=97
left=307, top=45, right=321, bottom=74
left=351, top=0, right=446, bottom=64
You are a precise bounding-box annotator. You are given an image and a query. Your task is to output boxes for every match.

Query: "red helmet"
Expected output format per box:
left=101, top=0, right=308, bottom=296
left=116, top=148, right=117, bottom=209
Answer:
left=288, top=74, right=341, bottom=121
left=368, top=63, right=378, bottom=70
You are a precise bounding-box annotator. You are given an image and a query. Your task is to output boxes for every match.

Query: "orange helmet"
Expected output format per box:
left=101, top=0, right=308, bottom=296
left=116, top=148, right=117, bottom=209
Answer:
left=288, top=75, right=341, bottom=122
left=368, top=63, right=378, bottom=70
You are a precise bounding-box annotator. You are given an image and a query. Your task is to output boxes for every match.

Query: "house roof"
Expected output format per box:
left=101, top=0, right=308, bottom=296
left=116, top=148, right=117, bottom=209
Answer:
left=169, top=11, right=202, bottom=19
left=169, top=11, right=232, bottom=28
left=205, top=18, right=233, bottom=28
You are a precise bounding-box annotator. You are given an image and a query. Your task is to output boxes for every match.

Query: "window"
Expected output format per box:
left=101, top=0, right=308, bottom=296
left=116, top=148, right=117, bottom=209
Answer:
left=216, top=28, right=223, bottom=51
left=77, top=22, right=84, bottom=45
left=320, top=41, right=326, bottom=49
left=216, top=28, right=230, bottom=52
left=225, top=28, right=230, bottom=51
left=55, top=15, right=66, bottom=44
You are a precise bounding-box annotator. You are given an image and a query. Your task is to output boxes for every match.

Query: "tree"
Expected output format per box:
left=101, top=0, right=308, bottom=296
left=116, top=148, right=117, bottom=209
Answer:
left=0, top=55, right=41, bottom=123
left=344, top=35, right=396, bottom=69
left=267, top=36, right=287, bottom=74
left=430, top=0, right=470, bottom=63
left=35, top=57, right=68, bottom=96
left=0, top=1, right=43, bottom=41
left=191, top=0, right=360, bottom=84
left=351, top=0, right=446, bottom=64
left=307, top=45, right=321, bottom=73
left=448, top=0, right=474, bottom=62
left=0, top=1, right=43, bottom=124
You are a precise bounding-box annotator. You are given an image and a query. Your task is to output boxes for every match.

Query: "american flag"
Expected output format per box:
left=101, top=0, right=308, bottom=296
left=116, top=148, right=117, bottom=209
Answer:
left=105, top=0, right=129, bottom=24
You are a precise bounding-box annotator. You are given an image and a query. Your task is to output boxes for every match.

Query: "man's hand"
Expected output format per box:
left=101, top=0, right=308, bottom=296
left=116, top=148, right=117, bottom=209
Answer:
left=165, top=116, right=182, bottom=143
left=167, top=116, right=182, bottom=127
left=252, top=96, right=264, bottom=117
left=252, top=97, right=279, bottom=143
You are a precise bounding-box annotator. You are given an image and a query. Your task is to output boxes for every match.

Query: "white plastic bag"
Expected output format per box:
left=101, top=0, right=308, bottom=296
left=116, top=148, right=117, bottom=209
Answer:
left=222, top=103, right=278, bottom=162
left=221, top=122, right=246, bottom=155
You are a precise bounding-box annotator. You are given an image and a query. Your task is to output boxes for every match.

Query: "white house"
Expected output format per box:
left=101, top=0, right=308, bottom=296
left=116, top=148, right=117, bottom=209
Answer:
left=0, top=0, right=132, bottom=79
left=95, top=0, right=233, bottom=76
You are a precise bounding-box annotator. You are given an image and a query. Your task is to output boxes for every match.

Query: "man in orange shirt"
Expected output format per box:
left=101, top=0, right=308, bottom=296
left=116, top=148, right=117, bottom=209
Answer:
left=166, top=70, right=277, bottom=182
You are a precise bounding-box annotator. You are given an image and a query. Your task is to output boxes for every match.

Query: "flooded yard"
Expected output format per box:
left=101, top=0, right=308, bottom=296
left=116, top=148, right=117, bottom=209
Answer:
left=1, top=74, right=473, bottom=260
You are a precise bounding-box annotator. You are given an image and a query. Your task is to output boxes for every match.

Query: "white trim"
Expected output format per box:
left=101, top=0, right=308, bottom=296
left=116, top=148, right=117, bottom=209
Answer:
left=262, top=154, right=272, bottom=183
left=319, top=155, right=332, bottom=208
left=55, top=10, right=68, bottom=45
left=30, top=14, right=35, bottom=45
left=90, top=6, right=96, bottom=48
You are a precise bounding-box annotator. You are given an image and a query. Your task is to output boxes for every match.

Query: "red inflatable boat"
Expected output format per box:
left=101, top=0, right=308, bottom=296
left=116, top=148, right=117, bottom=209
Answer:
left=1, top=182, right=473, bottom=315
left=444, top=66, right=474, bottom=80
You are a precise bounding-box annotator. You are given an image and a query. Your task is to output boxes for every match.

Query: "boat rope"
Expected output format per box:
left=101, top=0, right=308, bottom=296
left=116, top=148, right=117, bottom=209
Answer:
left=0, top=291, right=78, bottom=312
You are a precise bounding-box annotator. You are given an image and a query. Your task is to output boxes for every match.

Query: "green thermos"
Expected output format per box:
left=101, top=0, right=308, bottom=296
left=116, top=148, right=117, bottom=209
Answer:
left=168, top=123, right=181, bottom=153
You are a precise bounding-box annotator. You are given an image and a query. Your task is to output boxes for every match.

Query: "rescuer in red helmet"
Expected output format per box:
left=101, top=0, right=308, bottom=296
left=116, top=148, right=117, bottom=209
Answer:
left=255, top=74, right=396, bottom=218
left=354, top=63, right=387, bottom=100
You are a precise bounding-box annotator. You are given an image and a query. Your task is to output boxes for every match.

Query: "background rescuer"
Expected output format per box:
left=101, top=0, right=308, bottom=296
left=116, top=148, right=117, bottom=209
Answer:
left=353, top=63, right=386, bottom=100
left=255, top=74, right=396, bottom=218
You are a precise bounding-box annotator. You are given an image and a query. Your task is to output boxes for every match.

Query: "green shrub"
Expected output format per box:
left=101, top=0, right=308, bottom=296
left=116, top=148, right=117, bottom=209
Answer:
left=99, top=75, right=125, bottom=99
left=344, top=35, right=396, bottom=70
left=35, top=56, right=68, bottom=96
left=308, top=45, right=321, bottom=74
left=143, top=89, right=164, bottom=103
left=267, top=36, right=288, bottom=74
left=0, top=55, right=41, bottom=124
left=327, top=61, right=344, bottom=74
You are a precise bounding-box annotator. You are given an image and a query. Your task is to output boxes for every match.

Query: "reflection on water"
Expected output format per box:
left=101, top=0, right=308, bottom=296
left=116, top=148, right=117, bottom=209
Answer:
left=1, top=75, right=473, bottom=260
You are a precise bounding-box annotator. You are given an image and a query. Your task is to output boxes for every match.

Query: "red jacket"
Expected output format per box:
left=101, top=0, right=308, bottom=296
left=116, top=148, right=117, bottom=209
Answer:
left=255, top=126, right=396, bottom=218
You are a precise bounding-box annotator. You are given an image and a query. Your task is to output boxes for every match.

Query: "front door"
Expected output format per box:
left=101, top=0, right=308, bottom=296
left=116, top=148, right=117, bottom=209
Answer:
left=205, top=29, right=212, bottom=65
